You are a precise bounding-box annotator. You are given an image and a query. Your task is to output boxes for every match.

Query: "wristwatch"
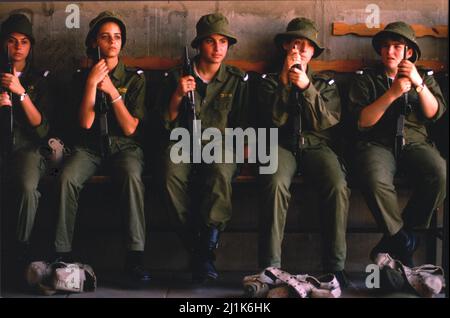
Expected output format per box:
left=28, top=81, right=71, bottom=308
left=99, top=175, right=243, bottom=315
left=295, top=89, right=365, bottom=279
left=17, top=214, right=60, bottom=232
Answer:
left=415, top=82, right=425, bottom=94
left=19, top=91, right=28, bottom=102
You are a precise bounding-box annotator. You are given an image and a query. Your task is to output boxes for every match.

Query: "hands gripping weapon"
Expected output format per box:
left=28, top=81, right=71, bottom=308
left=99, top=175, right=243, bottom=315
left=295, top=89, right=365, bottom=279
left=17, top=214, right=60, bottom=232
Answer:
left=1, top=45, right=14, bottom=155
left=182, top=46, right=200, bottom=151
left=95, top=46, right=111, bottom=158
left=394, top=46, right=410, bottom=160
left=290, top=63, right=304, bottom=160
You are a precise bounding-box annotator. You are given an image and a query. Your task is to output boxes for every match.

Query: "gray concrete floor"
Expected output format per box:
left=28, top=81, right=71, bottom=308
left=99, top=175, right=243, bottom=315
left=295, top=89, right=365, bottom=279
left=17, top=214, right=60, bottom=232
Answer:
left=1, top=271, right=445, bottom=298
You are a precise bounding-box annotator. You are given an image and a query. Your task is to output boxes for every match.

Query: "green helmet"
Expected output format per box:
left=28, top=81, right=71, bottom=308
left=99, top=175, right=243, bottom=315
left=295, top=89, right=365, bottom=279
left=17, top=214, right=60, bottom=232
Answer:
left=274, top=17, right=324, bottom=58
left=191, top=13, right=237, bottom=49
left=0, top=13, right=35, bottom=45
left=372, top=21, right=421, bottom=62
left=85, top=11, right=126, bottom=49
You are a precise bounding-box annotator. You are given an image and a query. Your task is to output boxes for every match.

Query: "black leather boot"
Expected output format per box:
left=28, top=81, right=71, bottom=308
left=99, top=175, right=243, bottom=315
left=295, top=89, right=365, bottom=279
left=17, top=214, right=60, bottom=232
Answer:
left=16, top=242, right=31, bottom=278
left=17, top=241, right=31, bottom=266
left=192, top=226, right=220, bottom=283
left=124, top=251, right=151, bottom=286
left=370, top=228, right=419, bottom=267
left=370, top=235, right=391, bottom=262
left=391, top=228, right=419, bottom=267
left=54, top=251, right=74, bottom=263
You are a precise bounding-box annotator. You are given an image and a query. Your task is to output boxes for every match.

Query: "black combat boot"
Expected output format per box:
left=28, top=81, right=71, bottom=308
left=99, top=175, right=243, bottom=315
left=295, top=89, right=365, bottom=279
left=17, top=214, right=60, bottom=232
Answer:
left=192, top=226, right=220, bottom=283
left=16, top=242, right=31, bottom=281
left=7, top=241, right=33, bottom=289
left=370, top=228, right=419, bottom=267
left=124, top=251, right=151, bottom=286
left=54, top=251, right=74, bottom=263
left=332, top=270, right=351, bottom=289
left=17, top=241, right=31, bottom=266
left=391, top=228, right=419, bottom=267
left=370, top=235, right=392, bottom=262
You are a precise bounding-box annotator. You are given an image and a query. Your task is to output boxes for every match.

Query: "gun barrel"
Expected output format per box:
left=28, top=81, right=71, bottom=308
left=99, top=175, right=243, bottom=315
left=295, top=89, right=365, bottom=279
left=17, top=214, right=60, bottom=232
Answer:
left=94, top=47, right=110, bottom=157
left=1, top=45, right=14, bottom=150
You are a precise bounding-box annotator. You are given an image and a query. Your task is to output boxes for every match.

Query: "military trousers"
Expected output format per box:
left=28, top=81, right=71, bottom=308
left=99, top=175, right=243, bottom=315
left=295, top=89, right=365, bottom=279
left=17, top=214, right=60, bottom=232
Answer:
left=161, top=142, right=237, bottom=246
left=354, top=141, right=446, bottom=235
left=54, top=146, right=145, bottom=252
left=258, top=145, right=350, bottom=272
left=8, top=146, right=47, bottom=243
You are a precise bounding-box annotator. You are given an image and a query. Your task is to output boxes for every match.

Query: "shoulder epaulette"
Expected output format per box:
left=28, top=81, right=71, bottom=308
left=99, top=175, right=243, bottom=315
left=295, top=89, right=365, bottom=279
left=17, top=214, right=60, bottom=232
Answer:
left=226, top=65, right=248, bottom=81
left=417, top=66, right=434, bottom=77
left=125, top=66, right=144, bottom=76
left=313, top=71, right=335, bottom=85
left=355, top=67, right=375, bottom=76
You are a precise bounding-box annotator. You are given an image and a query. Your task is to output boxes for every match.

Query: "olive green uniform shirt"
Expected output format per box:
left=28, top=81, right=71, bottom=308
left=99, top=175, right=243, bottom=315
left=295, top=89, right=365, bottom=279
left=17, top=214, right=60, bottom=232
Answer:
left=159, top=60, right=249, bottom=135
left=4, top=64, right=51, bottom=151
left=258, top=66, right=342, bottom=151
left=348, top=65, right=447, bottom=147
left=72, top=60, right=146, bottom=152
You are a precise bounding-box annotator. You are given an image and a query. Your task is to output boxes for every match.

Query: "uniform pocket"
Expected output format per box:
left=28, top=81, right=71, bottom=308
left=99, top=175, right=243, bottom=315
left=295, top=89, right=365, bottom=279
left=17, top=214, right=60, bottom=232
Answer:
left=203, top=96, right=232, bottom=130
left=213, top=95, right=232, bottom=111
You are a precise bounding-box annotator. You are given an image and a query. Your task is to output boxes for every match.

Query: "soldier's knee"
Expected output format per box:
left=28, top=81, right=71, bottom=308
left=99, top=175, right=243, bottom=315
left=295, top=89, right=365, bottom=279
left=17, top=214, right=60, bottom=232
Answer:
left=208, top=164, right=235, bottom=183
left=163, top=168, right=187, bottom=193
left=15, top=179, right=38, bottom=195
left=116, top=169, right=142, bottom=185
left=426, top=163, right=447, bottom=191
left=326, top=177, right=349, bottom=196
left=263, top=173, right=291, bottom=196
left=58, top=169, right=81, bottom=189
left=361, top=173, right=392, bottom=193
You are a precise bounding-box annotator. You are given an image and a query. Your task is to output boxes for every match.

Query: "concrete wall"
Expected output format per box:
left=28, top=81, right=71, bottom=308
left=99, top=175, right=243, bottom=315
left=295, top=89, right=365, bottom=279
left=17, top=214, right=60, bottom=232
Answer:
left=0, top=1, right=448, bottom=81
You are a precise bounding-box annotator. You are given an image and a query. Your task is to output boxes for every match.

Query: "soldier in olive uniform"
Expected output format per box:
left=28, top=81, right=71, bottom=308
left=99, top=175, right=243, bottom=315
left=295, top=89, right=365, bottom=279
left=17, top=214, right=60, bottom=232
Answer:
left=257, top=18, right=350, bottom=286
left=53, top=11, right=150, bottom=283
left=158, top=13, right=248, bottom=282
left=348, top=22, right=446, bottom=266
left=0, top=14, right=52, bottom=269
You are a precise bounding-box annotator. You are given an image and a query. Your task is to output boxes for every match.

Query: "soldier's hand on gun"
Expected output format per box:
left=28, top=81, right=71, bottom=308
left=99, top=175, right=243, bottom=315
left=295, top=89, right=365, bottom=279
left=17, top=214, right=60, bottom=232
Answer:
left=0, top=92, right=12, bottom=107
left=397, top=60, right=422, bottom=87
left=285, top=51, right=302, bottom=72
left=288, top=66, right=310, bottom=91
left=281, top=51, right=301, bottom=85
left=390, top=76, right=412, bottom=99
left=176, top=75, right=196, bottom=98
left=1, top=72, right=25, bottom=95
left=87, top=59, right=109, bottom=86
left=97, top=75, right=118, bottom=98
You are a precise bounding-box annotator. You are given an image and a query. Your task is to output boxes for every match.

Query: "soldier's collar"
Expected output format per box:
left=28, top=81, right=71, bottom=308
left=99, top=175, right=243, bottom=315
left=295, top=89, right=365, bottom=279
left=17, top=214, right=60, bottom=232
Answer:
left=16, top=61, right=31, bottom=80
left=110, top=59, right=125, bottom=81
left=215, top=63, right=227, bottom=82
left=377, top=69, right=390, bottom=82
left=375, top=62, right=389, bottom=79
left=305, top=64, right=314, bottom=77
left=192, top=58, right=226, bottom=83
